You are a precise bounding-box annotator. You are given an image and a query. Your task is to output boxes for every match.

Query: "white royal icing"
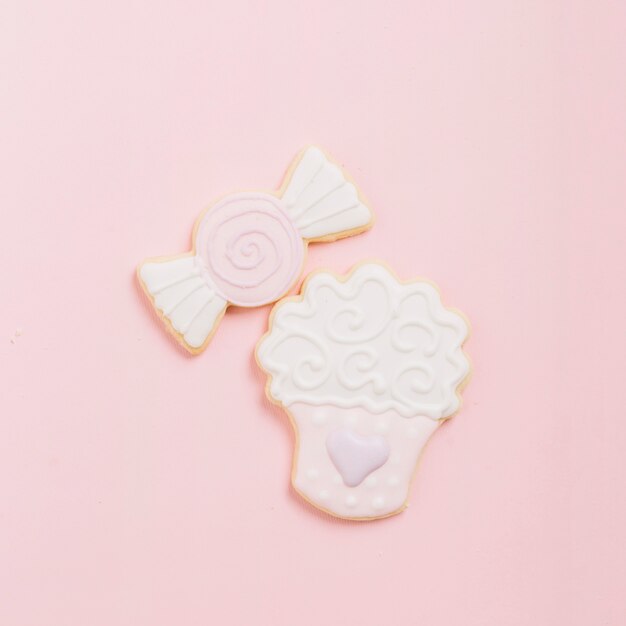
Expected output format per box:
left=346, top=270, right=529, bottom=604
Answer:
left=282, top=147, right=372, bottom=240
left=139, top=257, right=227, bottom=349
left=257, top=263, right=470, bottom=420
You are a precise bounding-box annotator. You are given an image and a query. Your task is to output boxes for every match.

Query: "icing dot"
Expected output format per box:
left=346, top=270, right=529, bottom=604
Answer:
left=407, top=425, right=421, bottom=439
left=387, top=475, right=399, bottom=487
left=306, top=468, right=319, bottom=480
left=312, top=409, right=328, bottom=426
left=319, top=490, right=330, bottom=500
left=332, top=473, right=342, bottom=485
left=365, top=476, right=378, bottom=488
left=372, top=496, right=385, bottom=510
left=346, top=495, right=358, bottom=507
left=375, top=420, right=390, bottom=434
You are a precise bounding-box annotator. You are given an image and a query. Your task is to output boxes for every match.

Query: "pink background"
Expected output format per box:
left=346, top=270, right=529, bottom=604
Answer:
left=1, top=1, right=624, bottom=624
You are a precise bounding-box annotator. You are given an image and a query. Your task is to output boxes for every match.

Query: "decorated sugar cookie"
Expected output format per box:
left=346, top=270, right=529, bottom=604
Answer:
left=256, top=262, right=471, bottom=520
left=138, top=147, right=373, bottom=353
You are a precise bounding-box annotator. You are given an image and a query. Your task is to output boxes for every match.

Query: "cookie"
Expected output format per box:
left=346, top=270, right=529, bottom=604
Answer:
left=137, top=147, right=374, bottom=353
left=256, top=262, right=471, bottom=520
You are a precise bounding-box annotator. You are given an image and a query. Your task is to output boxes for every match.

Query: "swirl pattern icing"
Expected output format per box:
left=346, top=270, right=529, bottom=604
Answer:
left=257, top=263, right=470, bottom=419
left=195, top=193, right=304, bottom=307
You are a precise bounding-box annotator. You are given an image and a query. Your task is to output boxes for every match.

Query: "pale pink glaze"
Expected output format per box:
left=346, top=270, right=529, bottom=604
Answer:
left=195, top=192, right=303, bottom=307
left=289, top=402, right=439, bottom=519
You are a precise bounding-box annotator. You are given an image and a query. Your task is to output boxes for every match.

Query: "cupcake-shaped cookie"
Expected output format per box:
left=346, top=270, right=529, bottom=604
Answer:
left=256, top=263, right=470, bottom=520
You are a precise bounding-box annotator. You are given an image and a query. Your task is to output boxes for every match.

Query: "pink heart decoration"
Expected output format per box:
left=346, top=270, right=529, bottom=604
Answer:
left=326, top=428, right=390, bottom=487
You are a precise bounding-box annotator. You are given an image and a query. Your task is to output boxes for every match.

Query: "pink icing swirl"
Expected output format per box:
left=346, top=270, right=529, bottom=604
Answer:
left=195, top=193, right=303, bottom=307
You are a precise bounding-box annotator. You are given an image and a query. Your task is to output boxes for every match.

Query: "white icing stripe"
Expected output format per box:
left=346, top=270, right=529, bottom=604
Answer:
left=282, top=147, right=372, bottom=239
left=296, top=201, right=360, bottom=230
left=140, top=257, right=227, bottom=349
left=162, top=282, right=205, bottom=316
left=183, top=297, right=228, bottom=348
left=282, top=148, right=327, bottom=210
left=141, top=256, right=201, bottom=294
left=257, top=263, right=470, bottom=420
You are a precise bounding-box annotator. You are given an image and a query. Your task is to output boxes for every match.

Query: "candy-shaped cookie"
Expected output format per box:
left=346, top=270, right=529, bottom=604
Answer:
left=256, top=262, right=471, bottom=520
left=138, top=147, right=373, bottom=353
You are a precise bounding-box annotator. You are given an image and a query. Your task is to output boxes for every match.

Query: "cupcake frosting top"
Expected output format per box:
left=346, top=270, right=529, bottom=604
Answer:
left=257, top=263, right=470, bottom=420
